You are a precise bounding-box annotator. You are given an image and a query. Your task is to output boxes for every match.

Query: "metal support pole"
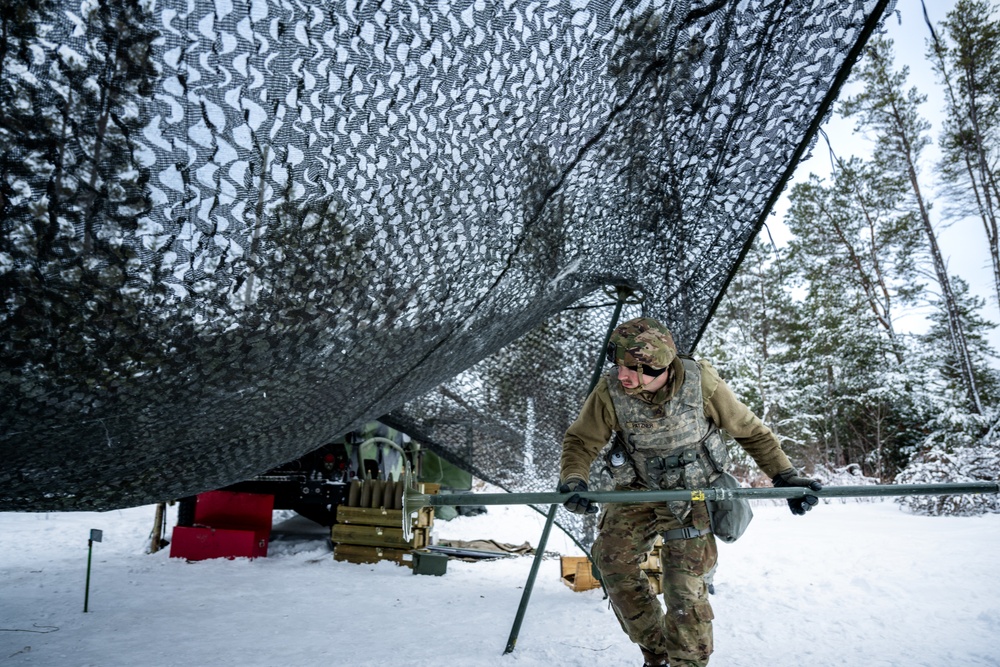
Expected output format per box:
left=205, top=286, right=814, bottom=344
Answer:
left=503, top=287, right=630, bottom=654
left=503, top=503, right=557, bottom=654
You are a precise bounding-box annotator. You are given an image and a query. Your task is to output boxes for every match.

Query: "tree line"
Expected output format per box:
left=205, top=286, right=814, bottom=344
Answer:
left=700, top=0, right=1000, bottom=515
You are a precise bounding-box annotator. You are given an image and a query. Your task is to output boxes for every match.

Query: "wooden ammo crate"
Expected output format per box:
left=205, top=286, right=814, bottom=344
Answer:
left=330, top=522, right=430, bottom=549
left=335, top=505, right=434, bottom=528
left=562, top=537, right=663, bottom=594
left=560, top=556, right=602, bottom=592
left=331, top=505, right=434, bottom=566
left=333, top=543, right=414, bottom=567
left=641, top=536, right=663, bottom=595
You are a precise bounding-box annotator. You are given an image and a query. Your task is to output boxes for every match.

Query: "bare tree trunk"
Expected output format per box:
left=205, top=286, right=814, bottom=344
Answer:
left=826, top=364, right=843, bottom=466
left=904, top=155, right=984, bottom=414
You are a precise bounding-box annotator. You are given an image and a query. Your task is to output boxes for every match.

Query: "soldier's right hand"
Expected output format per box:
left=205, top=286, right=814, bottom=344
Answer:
left=558, top=478, right=598, bottom=515
left=771, top=468, right=822, bottom=515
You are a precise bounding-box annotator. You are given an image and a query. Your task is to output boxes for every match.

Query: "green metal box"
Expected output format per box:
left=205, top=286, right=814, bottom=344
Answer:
left=411, top=549, right=447, bottom=576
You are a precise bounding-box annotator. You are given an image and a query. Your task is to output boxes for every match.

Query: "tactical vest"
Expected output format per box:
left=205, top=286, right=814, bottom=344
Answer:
left=606, top=357, right=730, bottom=522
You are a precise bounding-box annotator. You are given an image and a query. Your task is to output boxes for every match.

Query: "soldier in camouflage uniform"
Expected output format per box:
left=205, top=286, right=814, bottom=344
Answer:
left=558, top=317, right=821, bottom=667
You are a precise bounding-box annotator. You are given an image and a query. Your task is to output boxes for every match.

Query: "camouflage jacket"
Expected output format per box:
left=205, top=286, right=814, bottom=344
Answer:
left=560, top=357, right=791, bottom=485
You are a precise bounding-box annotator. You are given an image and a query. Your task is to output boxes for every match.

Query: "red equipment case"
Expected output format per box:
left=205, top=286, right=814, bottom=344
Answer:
left=169, top=490, right=274, bottom=561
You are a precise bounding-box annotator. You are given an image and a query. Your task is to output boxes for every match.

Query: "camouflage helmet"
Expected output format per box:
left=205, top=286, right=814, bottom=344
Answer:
left=606, top=317, right=677, bottom=372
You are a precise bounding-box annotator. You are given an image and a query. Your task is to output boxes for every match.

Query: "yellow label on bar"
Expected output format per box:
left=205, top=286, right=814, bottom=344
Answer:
left=691, top=490, right=705, bottom=501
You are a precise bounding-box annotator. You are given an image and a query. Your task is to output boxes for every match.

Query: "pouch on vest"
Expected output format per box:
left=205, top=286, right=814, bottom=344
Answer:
left=603, top=436, right=637, bottom=488
left=707, top=471, right=753, bottom=543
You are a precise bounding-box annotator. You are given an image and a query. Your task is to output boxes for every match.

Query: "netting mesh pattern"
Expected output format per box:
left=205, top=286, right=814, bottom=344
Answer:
left=1, top=0, right=890, bottom=511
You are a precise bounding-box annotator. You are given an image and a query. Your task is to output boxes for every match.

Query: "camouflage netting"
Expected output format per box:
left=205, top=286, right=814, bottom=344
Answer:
left=1, top=0, right=893, bottom=523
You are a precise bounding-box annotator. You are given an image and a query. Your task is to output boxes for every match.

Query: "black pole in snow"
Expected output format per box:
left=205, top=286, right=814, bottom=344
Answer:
left=83, top=528, right=102, bottom=613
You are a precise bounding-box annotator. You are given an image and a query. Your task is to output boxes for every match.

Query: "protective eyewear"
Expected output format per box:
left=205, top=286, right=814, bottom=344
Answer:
left=605, top=341, right=619, bottom=365
left=606, top=340, right=667, bottom=377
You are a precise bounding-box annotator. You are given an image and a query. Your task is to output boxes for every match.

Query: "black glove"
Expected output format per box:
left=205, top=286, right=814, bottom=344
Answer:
left=558, top=478, right=598, bottom=515
left=771, top=468, right=823, bottom=516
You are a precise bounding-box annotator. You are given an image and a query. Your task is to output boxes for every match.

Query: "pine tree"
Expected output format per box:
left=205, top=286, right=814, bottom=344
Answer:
left=783, top=260, right=922, bottom=480
left=778, top=162, right=933, bottom=480
left=895, top=293, right=1000, bottom=517
left=929, top=0, right=1000, bottom=314
left=700, top=238, right=809, bottom=479
left=784, top=158, right=923, bottom=364
left=55, top=0, right=157, bottom=254
left=1, top=0, right=57, bottom=269
left=841, top=36, right=985, bottom=415
left=920, top=276, right=1000, bottom=411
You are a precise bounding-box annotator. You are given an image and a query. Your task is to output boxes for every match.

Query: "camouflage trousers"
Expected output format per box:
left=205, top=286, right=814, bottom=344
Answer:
left=591, top=500, right=718, bottom=667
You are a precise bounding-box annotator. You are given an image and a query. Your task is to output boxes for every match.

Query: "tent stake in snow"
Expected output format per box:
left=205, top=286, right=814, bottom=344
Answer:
left=84, top=528, right=102, bottom=613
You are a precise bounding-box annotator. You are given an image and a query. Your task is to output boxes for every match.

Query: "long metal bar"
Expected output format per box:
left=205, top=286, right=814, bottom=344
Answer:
left=406, top=481, right=1000, bottom=517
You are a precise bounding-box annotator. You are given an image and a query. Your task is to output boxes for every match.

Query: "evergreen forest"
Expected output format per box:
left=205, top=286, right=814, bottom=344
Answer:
left=699, top=0, right=1000, bottom=516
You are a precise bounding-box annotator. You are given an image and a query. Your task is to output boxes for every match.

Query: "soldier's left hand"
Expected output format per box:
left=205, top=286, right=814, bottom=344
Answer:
left=558, top=478, right=599, bottom=515
left=771, top=468, right=822, bottom=515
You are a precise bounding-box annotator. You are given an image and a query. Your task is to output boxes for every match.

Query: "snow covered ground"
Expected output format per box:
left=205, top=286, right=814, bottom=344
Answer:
left=2, top=498, right=999, bottom=667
